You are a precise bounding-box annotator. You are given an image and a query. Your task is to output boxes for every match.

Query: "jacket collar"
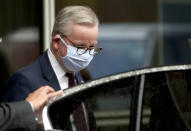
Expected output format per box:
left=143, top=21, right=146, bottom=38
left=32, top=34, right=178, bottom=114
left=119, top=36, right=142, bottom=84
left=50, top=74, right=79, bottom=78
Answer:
left=39, top=50, right=61, bottom=91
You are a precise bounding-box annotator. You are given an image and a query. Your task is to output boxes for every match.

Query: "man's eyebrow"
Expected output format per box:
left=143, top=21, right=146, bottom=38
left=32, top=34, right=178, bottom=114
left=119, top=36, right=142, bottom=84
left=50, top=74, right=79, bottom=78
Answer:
left=74, top=43, right=86, bottom=46
left=75, top=41, right=98, bottom=46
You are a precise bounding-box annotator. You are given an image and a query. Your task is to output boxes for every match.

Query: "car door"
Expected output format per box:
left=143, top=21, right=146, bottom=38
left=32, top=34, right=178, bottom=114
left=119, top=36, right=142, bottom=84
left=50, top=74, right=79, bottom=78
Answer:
left=42, top=64, right=191, bottom=131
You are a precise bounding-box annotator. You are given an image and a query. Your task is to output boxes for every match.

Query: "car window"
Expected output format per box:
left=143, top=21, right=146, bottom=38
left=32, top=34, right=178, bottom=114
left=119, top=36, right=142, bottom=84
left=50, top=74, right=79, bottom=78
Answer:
left=141, top=70, right=191, bottom=131
left=47, top=76, right=136, bottom=131
left=46, top=65, right=191, bottom=131
left=88, top=78, right=134, bottom=131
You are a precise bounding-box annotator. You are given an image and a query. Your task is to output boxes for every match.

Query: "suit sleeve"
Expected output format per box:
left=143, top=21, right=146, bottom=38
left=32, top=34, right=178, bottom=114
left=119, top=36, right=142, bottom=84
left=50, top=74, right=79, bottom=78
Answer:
left=0, top=101, right=37, bottom=131
left=2, top=72, right=33, bottom=102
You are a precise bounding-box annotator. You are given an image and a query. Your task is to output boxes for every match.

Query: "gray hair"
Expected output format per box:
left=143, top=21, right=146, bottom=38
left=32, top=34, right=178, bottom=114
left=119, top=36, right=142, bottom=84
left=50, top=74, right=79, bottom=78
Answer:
left=52, top=6, right=99, bottom=36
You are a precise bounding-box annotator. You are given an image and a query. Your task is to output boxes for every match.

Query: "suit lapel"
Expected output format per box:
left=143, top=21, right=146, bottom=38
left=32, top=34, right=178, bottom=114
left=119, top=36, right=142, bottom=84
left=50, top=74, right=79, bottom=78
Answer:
left=39, top=51, right=61, bottom=91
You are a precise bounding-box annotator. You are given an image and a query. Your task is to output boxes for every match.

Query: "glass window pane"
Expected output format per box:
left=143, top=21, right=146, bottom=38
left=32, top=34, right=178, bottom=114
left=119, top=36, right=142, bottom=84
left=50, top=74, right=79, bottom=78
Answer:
left=48, top=76, right=135, bottom=131
left=141, top=70, right=191, bottom=131
left=0, top=0, right=42, bottom=99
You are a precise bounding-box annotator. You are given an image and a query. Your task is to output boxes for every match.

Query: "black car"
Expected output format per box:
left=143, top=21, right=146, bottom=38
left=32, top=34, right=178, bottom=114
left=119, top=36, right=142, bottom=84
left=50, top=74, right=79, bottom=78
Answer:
left=41, top=64, right=191, bottom=131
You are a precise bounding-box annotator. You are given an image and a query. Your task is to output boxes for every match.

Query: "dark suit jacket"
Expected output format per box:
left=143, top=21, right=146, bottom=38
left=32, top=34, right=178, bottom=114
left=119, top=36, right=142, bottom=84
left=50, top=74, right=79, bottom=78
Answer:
left=0, top=101, right=36, bottom=131
left=2, top=51, right=61, bottom=102
left=2, top=51, right=96, bottom=131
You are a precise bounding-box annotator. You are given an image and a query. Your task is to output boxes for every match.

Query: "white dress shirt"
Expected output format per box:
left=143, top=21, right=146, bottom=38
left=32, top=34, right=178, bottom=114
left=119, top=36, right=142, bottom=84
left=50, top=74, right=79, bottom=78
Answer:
left=47, top=48, right=69, bottom=90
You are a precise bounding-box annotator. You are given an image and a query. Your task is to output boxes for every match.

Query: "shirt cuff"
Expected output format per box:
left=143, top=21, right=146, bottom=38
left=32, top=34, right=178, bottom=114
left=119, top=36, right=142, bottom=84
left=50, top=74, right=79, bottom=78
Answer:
left=27, top=101, right=34, bottom=112
left=27, top=101, right=39, bottom=122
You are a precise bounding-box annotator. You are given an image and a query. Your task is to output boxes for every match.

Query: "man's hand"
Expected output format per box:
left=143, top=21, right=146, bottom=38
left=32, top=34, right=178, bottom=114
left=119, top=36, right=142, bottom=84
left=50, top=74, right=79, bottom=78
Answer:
left=25, top=86, right=63, bottom=113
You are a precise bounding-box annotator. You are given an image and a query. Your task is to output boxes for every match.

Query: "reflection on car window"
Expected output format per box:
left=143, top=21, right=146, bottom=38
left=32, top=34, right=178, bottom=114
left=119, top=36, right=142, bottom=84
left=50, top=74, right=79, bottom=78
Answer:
left=141, top=71, right=190, bottom=131
left=166, top=70, right=191, bottom=130
left=89, top=79, right=133, bottom=131
left=48, top=77, right=135, bottom=131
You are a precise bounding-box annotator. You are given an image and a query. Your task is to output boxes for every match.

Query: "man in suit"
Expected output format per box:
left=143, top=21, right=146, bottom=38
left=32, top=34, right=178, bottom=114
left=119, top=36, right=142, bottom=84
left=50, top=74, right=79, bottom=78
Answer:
left=2, top=6, right=101, bottom=131
left=0, top=85, right=62, bottom=131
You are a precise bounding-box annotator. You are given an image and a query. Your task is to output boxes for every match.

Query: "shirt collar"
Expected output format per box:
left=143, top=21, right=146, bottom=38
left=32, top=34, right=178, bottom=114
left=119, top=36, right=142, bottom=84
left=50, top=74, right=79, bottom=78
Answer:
left=47, top=48, right=66, bottom=80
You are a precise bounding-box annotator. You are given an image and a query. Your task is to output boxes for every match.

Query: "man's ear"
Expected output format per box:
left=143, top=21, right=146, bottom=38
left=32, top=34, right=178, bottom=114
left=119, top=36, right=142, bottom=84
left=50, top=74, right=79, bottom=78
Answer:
left=52, top=34, right=60, bottom=43
left=52, top=35, right=60, bottom=50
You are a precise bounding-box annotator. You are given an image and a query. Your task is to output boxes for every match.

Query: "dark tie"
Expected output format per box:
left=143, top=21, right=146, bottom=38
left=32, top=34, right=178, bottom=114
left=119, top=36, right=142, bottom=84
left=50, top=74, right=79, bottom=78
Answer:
left=66, top=73, right=88, bottom=131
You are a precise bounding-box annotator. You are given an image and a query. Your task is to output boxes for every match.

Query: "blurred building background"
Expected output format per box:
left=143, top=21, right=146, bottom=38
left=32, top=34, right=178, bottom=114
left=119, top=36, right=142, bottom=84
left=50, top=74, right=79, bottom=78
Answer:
left=0, top=0, right=191, bottom=86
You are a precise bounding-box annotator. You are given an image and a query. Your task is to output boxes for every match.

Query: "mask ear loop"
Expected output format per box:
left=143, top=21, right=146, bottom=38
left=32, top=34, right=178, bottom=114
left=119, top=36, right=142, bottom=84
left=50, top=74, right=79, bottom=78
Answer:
left=57, top=35, right=67, bottom=46
left=56, top=35, right=68, bottom=57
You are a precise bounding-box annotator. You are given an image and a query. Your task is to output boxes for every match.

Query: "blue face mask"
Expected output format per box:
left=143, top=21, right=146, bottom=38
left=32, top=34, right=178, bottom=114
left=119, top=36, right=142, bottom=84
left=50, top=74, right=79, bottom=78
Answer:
left=58, top=35, right=93, bottom=72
